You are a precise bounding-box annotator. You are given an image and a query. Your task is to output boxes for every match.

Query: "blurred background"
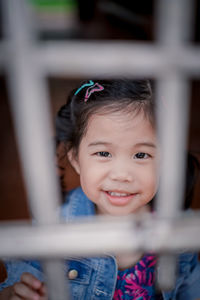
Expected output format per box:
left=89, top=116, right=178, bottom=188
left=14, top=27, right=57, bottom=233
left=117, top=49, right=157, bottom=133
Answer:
left=0, top=0, right=200, bottom=220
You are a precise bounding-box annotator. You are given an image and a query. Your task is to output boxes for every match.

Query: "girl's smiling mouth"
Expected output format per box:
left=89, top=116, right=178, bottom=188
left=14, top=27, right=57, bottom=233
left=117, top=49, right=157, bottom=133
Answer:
left=104, top=190, right=137, bottom=206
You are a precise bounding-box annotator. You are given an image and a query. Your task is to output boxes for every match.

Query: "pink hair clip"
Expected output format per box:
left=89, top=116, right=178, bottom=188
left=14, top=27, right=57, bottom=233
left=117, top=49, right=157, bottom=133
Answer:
left=84, top=82, right=104, bottom=102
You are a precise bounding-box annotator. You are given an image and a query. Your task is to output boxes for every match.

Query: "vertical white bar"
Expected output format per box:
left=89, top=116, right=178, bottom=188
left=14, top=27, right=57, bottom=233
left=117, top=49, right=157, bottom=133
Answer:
left=2, top=0, right=68, bottom=299
left=156, top=76, right=190, bottom=290
left=156, top=76, right=190, bottom=217
left=2, top=0, right=60, bottom=225
left=155, top=0, right=193, bottom=290
left=43, top=260, right=68, bottom=300
left=156, top=0, right=194, bottom=46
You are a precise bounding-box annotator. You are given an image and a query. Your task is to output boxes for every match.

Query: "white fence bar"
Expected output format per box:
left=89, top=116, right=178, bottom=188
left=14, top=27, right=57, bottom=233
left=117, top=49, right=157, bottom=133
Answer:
left=42, top=260, right=68, bottom=300
left=2, top=0, right=67, bottom=299
left=156, top=76, right=190, bottom=217
left=2, top=0, right=60, bottom=225
left=0, top=0, right=199, bottom=296
left=36, top=43, right=200, bottom=77
left=1, top=213, right=200, bottom=258
left=1, top=42, right=200, bottom=77
left=155, top=0, right=193, bottom=290
left=156, top=0, right=194, bottom=45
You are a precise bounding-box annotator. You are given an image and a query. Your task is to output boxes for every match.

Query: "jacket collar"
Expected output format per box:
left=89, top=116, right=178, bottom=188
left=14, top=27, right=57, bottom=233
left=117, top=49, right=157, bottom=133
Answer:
left=61, top=187, right=95, bottom=220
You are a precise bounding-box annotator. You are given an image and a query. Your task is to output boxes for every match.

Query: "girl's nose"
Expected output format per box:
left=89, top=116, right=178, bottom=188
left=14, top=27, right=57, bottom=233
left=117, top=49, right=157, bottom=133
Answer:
left=109, top=160, right=133, bottom=182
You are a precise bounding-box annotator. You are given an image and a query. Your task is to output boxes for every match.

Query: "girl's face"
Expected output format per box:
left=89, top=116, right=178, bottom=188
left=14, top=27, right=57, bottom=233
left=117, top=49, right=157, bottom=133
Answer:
left=69, top=110, right=159, bottom=216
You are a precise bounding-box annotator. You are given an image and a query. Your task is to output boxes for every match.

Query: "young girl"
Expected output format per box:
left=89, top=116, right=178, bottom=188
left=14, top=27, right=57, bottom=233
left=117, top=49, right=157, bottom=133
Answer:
left=0, top=79, right=200, bottom=300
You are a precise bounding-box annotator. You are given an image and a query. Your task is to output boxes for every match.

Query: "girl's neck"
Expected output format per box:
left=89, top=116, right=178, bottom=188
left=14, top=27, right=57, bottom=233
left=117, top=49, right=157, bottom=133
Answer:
left=116, top=252, right=144, bottom=270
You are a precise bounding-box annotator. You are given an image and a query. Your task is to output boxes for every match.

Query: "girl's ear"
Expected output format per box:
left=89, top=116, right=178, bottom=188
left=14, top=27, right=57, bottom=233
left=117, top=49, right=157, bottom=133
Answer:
left=67, top=149, right=80, bottom=175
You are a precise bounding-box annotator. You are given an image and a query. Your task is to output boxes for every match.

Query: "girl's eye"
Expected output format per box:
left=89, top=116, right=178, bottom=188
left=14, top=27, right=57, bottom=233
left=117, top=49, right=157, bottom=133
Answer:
left=134, top=152, right=149, bottom=159
left=96, top=151, right=111, bottom=157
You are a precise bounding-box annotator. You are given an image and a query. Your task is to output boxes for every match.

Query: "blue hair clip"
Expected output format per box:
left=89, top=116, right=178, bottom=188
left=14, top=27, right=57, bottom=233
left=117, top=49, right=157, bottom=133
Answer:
left=74, top=80, right=94, bottom=96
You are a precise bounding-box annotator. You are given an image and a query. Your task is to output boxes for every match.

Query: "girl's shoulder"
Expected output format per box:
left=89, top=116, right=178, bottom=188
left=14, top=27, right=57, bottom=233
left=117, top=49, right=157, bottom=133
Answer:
left=178, top=251, right=200, bottom=285
left=163, top=252, right=200, bottom=300
left=178, top=251, right=199, bottom=270
left=60, top=187, right=95, bottom=220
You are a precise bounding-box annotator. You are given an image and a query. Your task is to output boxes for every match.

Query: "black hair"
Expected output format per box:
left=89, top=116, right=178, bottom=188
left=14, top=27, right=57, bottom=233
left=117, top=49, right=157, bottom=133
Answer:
left=56, top=79, right=154, bottom=153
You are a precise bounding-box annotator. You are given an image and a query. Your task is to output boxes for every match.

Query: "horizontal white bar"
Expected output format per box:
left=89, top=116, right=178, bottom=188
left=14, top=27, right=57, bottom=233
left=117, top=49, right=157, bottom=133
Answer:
left=0, top=42, right=200, bottom=76
left=0, top=213, right=200, bottom=258
left=32, top=43, right=200, bottom=77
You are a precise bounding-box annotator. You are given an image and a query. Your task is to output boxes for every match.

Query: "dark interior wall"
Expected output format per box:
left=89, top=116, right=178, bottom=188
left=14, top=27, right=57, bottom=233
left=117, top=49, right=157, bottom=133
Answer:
left=189, top=81, right=200, bottom=209
left=0, top=77, right=30, bottom=220
left=0, top=77, right=81, bottom=221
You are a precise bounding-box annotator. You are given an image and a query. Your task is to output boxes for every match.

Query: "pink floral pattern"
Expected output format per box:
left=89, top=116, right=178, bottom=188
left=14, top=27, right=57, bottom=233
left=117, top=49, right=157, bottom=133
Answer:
left=113, top=254, right=162, bottom=299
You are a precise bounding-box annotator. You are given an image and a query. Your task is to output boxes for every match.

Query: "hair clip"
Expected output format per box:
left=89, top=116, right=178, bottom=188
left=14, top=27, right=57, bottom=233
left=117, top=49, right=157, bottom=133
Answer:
left=74, top=80, right=104, bottom=102
left=74, top=80, right=94, bottom=96
left=84, top=83, right=104, bottom=102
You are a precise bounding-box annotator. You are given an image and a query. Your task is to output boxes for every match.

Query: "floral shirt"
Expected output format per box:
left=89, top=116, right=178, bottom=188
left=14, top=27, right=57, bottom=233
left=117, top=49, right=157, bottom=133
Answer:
left=113, top=254, right=162, bottom=300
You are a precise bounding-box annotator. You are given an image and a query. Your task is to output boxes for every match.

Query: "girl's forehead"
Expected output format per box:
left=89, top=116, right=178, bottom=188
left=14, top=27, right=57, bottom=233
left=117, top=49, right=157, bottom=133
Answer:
left=77, top=110, right=158, bottom=156
left=85, top=110, right=156, bottom=140
left=88, top=109, right=153, bottom=128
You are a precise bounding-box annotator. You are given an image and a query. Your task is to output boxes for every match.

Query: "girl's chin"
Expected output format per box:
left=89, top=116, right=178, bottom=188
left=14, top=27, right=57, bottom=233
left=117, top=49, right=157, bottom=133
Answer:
left=96, top=203, right=138, bottom=216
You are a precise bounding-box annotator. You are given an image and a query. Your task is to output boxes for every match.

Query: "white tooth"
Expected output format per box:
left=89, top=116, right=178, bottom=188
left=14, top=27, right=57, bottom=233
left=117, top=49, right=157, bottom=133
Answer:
left=109, top=192, right=129, bottom=197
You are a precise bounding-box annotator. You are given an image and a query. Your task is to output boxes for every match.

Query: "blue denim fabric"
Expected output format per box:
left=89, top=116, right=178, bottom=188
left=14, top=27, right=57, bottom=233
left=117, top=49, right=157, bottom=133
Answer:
left=1, top=187, right=200, bottom=300
left=0, top=260, right=44, bottom=292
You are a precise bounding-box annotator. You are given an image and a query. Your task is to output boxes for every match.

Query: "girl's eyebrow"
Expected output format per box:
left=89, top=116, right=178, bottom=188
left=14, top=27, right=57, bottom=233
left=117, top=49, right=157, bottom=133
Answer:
left=88, top=141, right=112, bottom=147
left=134, top=142, right=157, bottom=148
left=88, top=141, right=156, bottom=148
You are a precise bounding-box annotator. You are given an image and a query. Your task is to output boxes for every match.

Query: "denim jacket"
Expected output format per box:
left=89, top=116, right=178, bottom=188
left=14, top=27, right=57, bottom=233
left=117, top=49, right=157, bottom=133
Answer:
left=1, top=187, right=200, bottom=300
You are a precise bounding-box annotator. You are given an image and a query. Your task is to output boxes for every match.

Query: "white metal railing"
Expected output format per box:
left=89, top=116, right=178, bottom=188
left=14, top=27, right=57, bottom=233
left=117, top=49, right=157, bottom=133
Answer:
left=1, top=213, right=200, bottom=257
left=0, top=0, right=199, bottom=299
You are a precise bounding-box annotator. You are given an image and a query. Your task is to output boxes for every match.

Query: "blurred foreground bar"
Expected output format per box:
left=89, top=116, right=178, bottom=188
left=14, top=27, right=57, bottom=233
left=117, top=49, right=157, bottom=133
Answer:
left=155, top=0, right=194, bottom=290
